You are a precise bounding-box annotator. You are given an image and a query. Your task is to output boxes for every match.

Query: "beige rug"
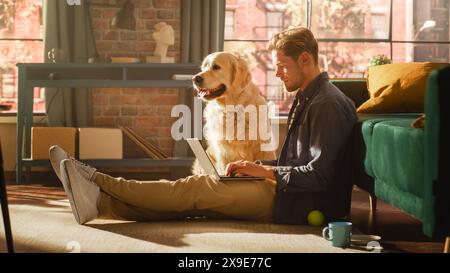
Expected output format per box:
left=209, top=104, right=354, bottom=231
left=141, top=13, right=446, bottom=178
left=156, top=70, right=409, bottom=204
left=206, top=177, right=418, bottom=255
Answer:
left=0, top=199, right=373, bottom=253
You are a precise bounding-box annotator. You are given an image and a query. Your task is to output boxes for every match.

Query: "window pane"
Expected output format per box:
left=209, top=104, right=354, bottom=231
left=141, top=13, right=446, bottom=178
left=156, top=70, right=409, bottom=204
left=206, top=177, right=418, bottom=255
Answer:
left=319, top=42, right=390, bottom=78
left=224, top=40, right=295, bottom=115
left=225, top=10, right=235, bottom=39
left=393, top=0, right=450, bottom=42
left=312, top=0, right=391, bottom=39
left=1, top=0, right=43, bottom=113
left=393, top=42, right=450, bottom=63
left=0, top=40, right=44, bottom=113
left=267, top=12, right=284, bottom=39
left=0, top=0, right=42, bottom=39
left=225, top=0, right=306, bottom=40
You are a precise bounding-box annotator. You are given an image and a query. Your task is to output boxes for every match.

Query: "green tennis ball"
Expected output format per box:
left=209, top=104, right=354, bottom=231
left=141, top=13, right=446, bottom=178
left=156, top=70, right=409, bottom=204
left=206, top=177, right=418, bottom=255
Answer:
left=308, top=210, right=325, bottom=226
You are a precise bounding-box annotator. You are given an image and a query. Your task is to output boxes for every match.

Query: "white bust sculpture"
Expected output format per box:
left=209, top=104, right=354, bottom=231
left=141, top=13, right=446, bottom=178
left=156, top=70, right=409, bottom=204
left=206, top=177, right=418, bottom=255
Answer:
left=152, top=22, right=174, bottom=58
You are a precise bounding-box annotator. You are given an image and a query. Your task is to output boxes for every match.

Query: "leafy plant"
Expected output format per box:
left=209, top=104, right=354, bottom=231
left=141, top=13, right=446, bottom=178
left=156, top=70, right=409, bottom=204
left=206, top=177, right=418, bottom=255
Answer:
left=286, top=0, right=307, bottom=27
left=369, top=54, right=392, bottom=66
left=318, top=0, right=366, bottom=34
left=0, top=0, right=15, bottom=33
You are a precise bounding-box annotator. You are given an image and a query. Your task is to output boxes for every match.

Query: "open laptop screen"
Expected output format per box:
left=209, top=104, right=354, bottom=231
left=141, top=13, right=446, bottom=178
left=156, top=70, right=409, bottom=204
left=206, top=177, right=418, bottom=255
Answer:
left=186, top=138, right=222, bottom=176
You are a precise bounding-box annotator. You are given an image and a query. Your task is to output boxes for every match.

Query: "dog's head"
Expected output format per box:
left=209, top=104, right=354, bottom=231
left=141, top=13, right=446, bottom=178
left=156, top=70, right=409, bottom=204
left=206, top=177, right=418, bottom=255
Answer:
left=192, top=52, right=252, bottom=101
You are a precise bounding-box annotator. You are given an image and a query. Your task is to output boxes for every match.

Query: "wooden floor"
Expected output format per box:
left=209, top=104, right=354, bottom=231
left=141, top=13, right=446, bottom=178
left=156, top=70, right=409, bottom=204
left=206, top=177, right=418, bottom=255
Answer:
left=350, top=187, right=445, bottom=253
left=3, top=175, right=446, bottom=253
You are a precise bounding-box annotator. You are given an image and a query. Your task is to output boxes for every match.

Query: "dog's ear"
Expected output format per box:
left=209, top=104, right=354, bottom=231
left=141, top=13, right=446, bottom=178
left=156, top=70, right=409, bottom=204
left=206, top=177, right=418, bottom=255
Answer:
left=232, top=55, right=251, bottom=89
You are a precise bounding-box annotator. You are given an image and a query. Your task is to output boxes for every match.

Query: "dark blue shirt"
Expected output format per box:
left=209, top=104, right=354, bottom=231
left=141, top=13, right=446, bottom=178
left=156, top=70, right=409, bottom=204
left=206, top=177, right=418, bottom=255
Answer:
left=272, top=72, right=357, bottom=224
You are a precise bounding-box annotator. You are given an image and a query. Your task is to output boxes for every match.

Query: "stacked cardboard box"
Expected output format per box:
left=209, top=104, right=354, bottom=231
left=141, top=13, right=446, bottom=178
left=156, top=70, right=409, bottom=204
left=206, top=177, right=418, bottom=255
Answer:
left=31, top=127, right=166, bottom=160
left=78, top=128, right=123, bottom=159
left=31, top=127, right=123, bottom=160
left=31, top=127, right=77, bottom=159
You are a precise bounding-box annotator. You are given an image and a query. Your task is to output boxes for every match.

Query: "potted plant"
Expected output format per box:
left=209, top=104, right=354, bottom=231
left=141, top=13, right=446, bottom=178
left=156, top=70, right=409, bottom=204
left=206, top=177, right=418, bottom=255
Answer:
left=369, top=54, right=392, bottom=67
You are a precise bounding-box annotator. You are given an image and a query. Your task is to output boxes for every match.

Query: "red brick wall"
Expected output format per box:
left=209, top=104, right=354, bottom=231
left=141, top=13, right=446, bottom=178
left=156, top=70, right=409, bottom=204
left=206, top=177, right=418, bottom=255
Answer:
left=90, top=0, right=181, bottom=157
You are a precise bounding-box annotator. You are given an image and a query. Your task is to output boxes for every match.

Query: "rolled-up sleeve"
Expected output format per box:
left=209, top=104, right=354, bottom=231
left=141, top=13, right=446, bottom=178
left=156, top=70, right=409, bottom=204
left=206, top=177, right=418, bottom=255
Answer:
left=274, top=101, right=355, bottom=193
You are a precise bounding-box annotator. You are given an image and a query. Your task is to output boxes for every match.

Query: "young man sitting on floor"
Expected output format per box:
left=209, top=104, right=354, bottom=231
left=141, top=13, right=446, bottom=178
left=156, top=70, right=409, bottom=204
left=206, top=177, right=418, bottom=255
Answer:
left=49, top=27, right=357, bottom=225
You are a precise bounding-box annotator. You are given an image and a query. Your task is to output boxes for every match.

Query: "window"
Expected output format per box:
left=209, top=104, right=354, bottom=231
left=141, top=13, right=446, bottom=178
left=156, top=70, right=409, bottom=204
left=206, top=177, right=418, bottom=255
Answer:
left=0, top=0, right=43, bottom=113
left=266, top=11, right=284, bottom=39
left=371, top=10, right=389, bottom=39
left=266, top=70, right=283, bottom=101
left=225, top=10, right=235, bottom=39
left=224, top=0, right=450, bottom=115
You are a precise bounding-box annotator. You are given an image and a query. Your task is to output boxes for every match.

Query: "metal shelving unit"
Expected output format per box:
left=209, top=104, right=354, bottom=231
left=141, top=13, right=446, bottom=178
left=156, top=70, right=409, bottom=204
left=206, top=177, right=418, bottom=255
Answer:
left=16, top=62, right=200, bottom=184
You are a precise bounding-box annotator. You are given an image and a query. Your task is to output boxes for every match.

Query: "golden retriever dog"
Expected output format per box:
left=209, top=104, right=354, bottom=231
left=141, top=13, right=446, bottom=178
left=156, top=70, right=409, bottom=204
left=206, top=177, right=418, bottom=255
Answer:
left=191, top=52, right=276, bottom=175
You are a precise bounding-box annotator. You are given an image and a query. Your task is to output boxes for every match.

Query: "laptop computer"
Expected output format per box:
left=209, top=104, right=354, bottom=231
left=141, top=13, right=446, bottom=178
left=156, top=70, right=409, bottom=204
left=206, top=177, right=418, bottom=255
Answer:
left=186, top=138, right=265, bottom=181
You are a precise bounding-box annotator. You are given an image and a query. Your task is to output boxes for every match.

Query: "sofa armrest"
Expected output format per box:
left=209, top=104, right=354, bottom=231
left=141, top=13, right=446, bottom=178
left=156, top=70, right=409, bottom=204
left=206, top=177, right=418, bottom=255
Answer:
left=423, top=65, right=450, bottom=237
left=331, top=80, right=369, bottom=108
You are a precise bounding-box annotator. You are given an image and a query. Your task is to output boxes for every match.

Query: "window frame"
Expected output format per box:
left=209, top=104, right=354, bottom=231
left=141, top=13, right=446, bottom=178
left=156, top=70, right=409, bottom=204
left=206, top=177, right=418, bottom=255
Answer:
left=311, top=0, right=450, bottom=59
left=0, top=0, right=44, bottom=115
left=224, top=0, right=450, bottom=62
left=223, top=0, right=450, bottom=115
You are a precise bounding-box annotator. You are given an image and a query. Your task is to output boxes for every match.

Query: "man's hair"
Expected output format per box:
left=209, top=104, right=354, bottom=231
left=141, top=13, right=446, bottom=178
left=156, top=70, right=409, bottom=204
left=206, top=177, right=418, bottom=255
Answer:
left=267, top=27, right=319, bottom=65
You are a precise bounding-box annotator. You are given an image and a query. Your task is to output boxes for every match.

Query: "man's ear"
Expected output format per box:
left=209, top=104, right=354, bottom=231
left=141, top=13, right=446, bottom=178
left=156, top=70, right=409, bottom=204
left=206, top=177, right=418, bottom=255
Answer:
left=232, top=56, right=251, bottom=89
left=297, top=52, right=312, bottom=66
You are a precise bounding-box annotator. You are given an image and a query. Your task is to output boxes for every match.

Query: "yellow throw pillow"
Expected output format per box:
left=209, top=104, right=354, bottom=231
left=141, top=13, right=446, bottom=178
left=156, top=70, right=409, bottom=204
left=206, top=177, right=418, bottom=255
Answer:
left=357, top=62, right=448, bottom=113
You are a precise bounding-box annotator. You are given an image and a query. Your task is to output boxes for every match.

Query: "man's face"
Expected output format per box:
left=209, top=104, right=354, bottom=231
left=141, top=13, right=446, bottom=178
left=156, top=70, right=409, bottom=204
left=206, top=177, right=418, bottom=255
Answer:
left=272, top=50, right=307, bottom=92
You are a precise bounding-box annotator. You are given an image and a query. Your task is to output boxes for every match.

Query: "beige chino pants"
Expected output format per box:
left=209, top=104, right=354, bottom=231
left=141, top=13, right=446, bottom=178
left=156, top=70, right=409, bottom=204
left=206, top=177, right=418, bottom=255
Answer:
left=93, top=173, right=276, bottom=222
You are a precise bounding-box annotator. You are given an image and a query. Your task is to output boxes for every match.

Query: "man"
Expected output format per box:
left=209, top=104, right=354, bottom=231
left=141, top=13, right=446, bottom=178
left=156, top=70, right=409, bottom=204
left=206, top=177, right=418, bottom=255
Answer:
left=50, top=27, right=356, bottom=225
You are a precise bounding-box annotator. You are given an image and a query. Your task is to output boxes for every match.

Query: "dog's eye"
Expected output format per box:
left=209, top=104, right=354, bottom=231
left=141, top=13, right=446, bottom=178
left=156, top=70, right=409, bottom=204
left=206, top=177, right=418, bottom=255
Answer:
left=212, top=64, right=221, bottom=70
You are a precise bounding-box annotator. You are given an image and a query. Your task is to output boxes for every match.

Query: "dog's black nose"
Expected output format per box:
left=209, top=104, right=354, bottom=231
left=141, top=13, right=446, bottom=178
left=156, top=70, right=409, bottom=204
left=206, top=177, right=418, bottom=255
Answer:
left=193, top=75, right=203, bottom=85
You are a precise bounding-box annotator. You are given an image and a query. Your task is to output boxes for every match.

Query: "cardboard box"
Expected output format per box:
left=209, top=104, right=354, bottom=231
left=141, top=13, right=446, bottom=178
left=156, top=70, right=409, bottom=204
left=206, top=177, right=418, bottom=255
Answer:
left=79, top=128, right=123, bottom=159
left=31, top=127, right=77, bottom=159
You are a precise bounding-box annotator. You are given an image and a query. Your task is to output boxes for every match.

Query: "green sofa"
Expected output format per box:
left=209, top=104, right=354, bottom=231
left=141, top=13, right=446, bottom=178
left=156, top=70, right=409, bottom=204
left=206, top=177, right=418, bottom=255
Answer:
left=331, top=66, right=450, bottom=243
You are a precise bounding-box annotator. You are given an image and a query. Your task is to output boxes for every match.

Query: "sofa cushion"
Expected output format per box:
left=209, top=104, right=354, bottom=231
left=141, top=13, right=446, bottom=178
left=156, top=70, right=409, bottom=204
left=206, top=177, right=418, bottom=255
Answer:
left=359, top=114, right=421, bottom=178
left=375, top=176, right=423, bottom=221
left=357, top=62, right=447, bottom=113
left=364, top=118, right=424, bottom=220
